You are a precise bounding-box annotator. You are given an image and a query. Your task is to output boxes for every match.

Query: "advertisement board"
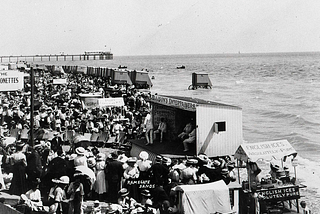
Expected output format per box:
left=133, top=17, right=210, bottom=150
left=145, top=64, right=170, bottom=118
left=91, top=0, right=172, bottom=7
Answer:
left=0, top=70, right=24, bottom=91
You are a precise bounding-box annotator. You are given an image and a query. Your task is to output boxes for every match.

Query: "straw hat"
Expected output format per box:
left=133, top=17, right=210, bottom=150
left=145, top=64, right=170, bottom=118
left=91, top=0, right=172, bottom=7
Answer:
left=118, top=188, right=129, bottom=197
left=145, top=199, right=153, bottom=206
left=187, top=159, right=198, bottom=165
left=69, top=154, right=77, bottom=161
left=155, top=155, right=162, bottom=163
left=16, top=140, right=26, bottom=148
left=139, top=151, right=149, bottom=160
left=75, top=147, right=86, bottom=156
left=52, top=176, right=70, bottom=184
left=227, top=161, right=235, bottom=169
left=141, top=189, right=151, bottom=197
left=108, top=204, right=121, bottom=214
left=212, top=160, right=221, bottom=167
left=163, top=157, right=171, bottom=165
left=127, top=157, right=137, bottom=164
left=221, top=168, right=229, bottom=175
left=96, top=153, right=106, bottom=161
left=33, top=144, right=42, bottom=150
left=198, top=154, right=209, bottom=164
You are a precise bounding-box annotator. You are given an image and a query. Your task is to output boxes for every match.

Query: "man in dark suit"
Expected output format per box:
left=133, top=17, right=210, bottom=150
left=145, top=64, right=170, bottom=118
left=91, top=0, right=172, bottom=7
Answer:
left=150, top=155, right=169, bottom=186
left=105, top=153, right=124, bottom=203
left=51, top=132, right=63, bottom=152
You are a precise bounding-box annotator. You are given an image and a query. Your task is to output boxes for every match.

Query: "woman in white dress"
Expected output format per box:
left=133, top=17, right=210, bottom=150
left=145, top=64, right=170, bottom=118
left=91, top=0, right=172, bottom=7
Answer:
left=93, top=153, right=107, bottom=200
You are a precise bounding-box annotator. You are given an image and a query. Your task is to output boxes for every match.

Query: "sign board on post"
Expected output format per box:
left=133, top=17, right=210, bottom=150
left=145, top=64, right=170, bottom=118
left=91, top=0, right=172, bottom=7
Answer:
left=257, top=185, right=300, bottom=201
left=0, top=70, right=24, bottom=91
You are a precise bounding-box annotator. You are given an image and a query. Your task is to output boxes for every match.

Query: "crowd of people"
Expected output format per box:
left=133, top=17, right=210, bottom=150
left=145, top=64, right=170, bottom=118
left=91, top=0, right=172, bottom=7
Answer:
left=0, top=67, right=237, bottom=214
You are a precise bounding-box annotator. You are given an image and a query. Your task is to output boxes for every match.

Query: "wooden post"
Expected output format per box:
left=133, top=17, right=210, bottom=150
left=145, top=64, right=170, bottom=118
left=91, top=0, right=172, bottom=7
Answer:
left=237, top=159, right=241, bottom=184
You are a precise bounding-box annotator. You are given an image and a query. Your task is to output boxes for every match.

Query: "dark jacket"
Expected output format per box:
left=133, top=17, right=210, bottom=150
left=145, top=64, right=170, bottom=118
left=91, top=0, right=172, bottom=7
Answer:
left=105, top=159, right=124, bottom=182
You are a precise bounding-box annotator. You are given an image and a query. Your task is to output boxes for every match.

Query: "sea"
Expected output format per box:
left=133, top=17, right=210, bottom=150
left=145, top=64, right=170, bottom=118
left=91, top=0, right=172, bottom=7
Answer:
left=39, top=52, right=320, bottom=211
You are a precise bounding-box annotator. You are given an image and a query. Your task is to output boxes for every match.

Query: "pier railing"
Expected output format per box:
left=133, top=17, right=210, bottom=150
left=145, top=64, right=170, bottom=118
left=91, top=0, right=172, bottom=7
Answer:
left=0, top=52, right=113, bottom=63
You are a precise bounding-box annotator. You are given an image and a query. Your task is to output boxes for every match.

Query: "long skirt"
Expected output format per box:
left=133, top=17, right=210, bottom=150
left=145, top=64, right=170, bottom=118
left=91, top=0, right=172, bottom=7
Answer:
left=9, top=162, right=27, bottom=195
left=93, top=170, right=107, bottom=194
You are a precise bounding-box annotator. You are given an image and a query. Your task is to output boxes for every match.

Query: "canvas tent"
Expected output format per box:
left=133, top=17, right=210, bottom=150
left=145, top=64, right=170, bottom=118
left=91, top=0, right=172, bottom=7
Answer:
left=175, top=180, right=233, bottom=214
left=234, top=139, right=297, bottom=162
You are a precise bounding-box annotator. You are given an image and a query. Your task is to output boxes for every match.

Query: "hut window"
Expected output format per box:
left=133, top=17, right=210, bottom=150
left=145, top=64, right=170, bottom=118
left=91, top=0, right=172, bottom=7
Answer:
left=214, top=121, right=226, bottom=133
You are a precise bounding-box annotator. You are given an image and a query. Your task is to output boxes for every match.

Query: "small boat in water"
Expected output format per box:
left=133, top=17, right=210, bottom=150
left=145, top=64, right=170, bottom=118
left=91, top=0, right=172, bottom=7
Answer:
left=118, top=65, right=127, bottom=69
left=176, top=65, right=185, bottom=69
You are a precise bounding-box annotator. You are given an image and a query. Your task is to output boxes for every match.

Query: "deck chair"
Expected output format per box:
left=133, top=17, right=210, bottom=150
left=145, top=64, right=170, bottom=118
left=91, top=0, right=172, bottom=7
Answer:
left=90, top=131, right=100, bottom=147
left=96, top=131, right=109, bottom=147
left=10, top=128, right=20, bottom=139
left=64, top=130, right=75, bottom=145
left=20, top=128, right=29, bottom=140
left=83, top=133, right=92, bottom=141
left=90, top=132, right=99, bottom=142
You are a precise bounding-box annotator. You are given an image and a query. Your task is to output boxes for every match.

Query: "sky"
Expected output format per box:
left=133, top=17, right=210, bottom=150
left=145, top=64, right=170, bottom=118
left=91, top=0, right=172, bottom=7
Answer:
left=1, top=0, right=320, bottom=56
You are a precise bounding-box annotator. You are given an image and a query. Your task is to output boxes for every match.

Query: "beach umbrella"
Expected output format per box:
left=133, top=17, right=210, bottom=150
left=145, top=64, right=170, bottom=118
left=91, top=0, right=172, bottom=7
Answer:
left=74, top=165, right=96, bottom=185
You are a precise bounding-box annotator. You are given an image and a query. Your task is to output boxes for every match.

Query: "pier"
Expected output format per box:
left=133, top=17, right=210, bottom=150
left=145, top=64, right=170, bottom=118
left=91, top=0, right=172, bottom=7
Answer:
left=0, top=51, right=113, bottom=63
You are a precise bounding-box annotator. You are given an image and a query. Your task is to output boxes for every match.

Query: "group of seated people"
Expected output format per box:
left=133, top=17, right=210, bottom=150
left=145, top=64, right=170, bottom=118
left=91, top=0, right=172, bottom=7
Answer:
left=177, top=119, right=196, bottom=152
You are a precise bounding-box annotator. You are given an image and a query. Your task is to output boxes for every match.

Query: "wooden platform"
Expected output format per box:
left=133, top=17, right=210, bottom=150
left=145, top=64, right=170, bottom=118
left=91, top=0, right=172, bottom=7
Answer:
left=129, top=137, right=196, bottom=161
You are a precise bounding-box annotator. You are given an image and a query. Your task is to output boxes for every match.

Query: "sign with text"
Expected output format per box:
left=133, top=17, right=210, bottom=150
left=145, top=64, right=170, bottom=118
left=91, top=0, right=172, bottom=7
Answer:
left=53, top=78, right=67, bottom=85
left=234, top=140, right=297, bottom=162
left=150, top=94, right=197, bottom=111
left=0, top=70, right=24, bottom=91
left=98, top=97, right=124, bottom=107
left=83, top=97, right=125, bottom=109
left=258, top=186, right=300, bottom=201
left=126, top=180, right=155, bottom=189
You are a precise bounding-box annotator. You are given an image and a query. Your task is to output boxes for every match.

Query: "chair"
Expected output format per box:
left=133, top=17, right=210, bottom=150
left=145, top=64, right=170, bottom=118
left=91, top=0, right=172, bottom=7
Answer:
left=20, top=128, right=29, bottom=140
left=90, top=132, right=99, bottom=142
left=96, top=131, right=109, bottom=147
left=64, top=130, right=75, bottom=144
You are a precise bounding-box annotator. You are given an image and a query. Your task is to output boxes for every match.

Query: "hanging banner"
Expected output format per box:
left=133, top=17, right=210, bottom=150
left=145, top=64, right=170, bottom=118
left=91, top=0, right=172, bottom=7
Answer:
left=0, top=70, right=24, bottom=91
left=98, top=97, right=125, bottom=107
left=53, top=78, right=67, bottom=85
left=82, top=97, right=125, bottom=109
